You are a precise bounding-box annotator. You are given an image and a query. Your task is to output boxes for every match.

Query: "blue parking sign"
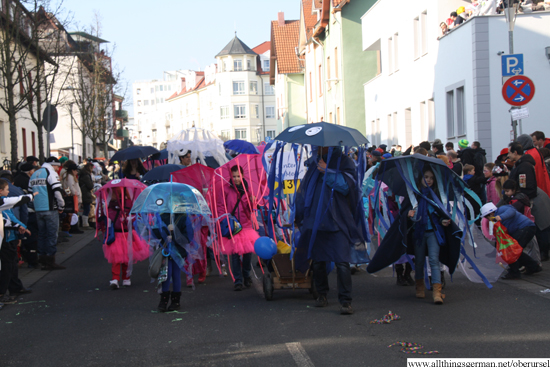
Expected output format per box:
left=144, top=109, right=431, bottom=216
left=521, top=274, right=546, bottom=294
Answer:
left=501, top=54, right=524, bottom=77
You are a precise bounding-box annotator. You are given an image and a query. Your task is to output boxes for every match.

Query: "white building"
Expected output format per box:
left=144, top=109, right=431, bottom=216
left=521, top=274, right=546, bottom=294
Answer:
left=434, top=12, right=550, bottom=161
left=361, top=0, right=470, bottom=147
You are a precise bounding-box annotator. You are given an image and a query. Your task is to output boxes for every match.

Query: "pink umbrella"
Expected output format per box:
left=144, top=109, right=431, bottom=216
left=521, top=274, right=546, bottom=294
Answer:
left=171, top=163, right=215, bottom=196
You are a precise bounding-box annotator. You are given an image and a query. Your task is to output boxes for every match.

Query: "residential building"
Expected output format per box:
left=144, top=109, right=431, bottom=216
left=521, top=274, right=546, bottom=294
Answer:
left=299, top=0, right=376, bottom=134
left=270, top=12, right=306, bottom=132
left=361, top=0, right=469, bottom=147
left=434, top=11, right=550, bottom=161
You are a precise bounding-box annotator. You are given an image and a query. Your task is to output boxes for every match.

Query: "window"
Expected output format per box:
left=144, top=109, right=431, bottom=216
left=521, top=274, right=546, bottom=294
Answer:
left=327, top=56, right=331, bottom=90
left=221, top=130, right=230, bottom=139
left=234, top=104, right=246, bottom=119
left=254, top=105, right=259, bottom=118
left=160, top=85, right=163, bottom=92
left=413, top=17, right=420, bottom=59
left=151, top=99, right=155, bottom=105
left=337, top=107, right=340, bottom=125
left=456, top=87, right=465, bottom=136
left=265, top=83, right=274, bottom=95
left=219, top=83, right=222, bottom=96
left=137, top=100, right=142, bottom=106
left=334, top=47, right=339, bottom=79
left=220, top=106, right=229, bottom=119
left=266, top=106, right=275, bottom=119
left=156, top=98, right=159, bottom=104
left=446, top=84, right=466, bottom=138
left=329, top=112, right=333, bottom=124
left=137, top=88, right=141, bottom=95
left=318, top=65, right=323, bottom=96
left=235, top=128, right=247, bottom=139
left=266, top=130, right=276, bottom=139
left=446, top=90, right=455, bottom=137
left=421, top=11, right=428, bottom=55
left=31, top=131, right=36, bottom=156
left=22, top=128, right=27, bottom=157
left=393, top=33, right=399, bottom=71
left=249, top=81, right=258, bottom=95
left=247, top=59, right=251, bottom=70
left=152, top=130, right=157, bottom=137
left=144, top=100, right=149, bottom=106
left=150, top=88, right=154, bottom=94
left=155, top=85, right=159, bottom=92
left=168, top=85, right=172, bottom=91
left=405, top=108, right=412, bottom=146
left=233, top=81, right=245, bottom=95
left=263, top=59, right=270, bottom=71
left=234, top=59, right=242, bottom=71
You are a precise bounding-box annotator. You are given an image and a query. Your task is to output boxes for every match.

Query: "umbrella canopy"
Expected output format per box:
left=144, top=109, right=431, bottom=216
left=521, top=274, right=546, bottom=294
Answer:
left=223, top=139, right=259, bottom=154
left=151, top=149, right=168, bottom=161
left=109, top=146, right=159, bottom=164
left=274, top=122, right=369, bottom=147
left=166, top=127, right=228, bottom=168
left=141, top=164, right=185, bottom=184
left=171, top=163, right=215, bottom=195
left=95, top=178, right=147, bottom=196
left=131, top=182, right=211, bottom=216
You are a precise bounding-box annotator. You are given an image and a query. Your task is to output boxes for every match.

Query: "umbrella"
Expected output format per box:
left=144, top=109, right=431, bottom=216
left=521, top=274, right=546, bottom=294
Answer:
left=131, top=182, right=211, bottom=216
left=274, top=122, right=369, bottom=147
left=223, top=139, right=259, bottom=154
left=151, top=149, right=168, bottom=161
left=166, top=127, right=228, bottom=167
left=141, top=164, right=184, bottom=184
left=110, top=146, right=160, bottom=164
left=171, top=163, right=215, bottom=195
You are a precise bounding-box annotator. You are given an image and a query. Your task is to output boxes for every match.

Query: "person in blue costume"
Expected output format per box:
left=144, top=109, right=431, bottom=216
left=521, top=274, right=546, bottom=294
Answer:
left=295, top=146, right=366, bottom=315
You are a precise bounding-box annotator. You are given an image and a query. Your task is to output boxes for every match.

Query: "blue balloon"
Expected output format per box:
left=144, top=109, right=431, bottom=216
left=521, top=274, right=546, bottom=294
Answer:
left=254, top=236, right=277, bottom=260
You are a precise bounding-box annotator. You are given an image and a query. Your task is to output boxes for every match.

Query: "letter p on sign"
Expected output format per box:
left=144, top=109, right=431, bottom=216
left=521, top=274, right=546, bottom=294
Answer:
left=502, top=54, right=524, bottom=77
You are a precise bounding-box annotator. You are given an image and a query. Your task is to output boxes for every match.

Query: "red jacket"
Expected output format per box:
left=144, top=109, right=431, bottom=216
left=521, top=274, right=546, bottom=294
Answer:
left=525, top=147, right=550, bottom=197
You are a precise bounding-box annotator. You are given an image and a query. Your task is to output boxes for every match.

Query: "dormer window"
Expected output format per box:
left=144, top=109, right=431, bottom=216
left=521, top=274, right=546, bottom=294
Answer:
left=262, top=60, right=270, bottom=72
left=234, top=59, right=242, bottom=71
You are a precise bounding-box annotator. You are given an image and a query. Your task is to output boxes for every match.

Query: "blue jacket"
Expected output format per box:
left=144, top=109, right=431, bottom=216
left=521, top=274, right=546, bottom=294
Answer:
left=2, top=198, right=26, bottom=243
left=496, top=204, right=535, bottom=236
left=0, top=178, right=28, bottom=225
left=29, top=163, right=65, bottom=212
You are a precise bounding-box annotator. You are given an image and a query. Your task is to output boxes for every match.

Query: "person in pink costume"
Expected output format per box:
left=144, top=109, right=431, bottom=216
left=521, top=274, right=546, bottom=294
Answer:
left=216, top=165, right=259, bottom=291
left=102, top=188, right=150, bottom=289
left=484, top=163, right=499, bottom=206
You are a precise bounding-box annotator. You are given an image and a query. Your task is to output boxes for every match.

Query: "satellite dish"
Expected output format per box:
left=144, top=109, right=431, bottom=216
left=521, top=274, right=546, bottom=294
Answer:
left=43, top=104, right=58, bottom=132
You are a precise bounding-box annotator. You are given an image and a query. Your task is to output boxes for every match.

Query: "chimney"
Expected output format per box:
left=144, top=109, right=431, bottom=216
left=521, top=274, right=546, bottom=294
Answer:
left=278, top=12, right=285, bottom=27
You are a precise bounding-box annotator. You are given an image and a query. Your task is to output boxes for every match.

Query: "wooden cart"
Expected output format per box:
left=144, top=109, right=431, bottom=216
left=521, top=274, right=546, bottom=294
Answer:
left=262, top=253, right=318, bottom=301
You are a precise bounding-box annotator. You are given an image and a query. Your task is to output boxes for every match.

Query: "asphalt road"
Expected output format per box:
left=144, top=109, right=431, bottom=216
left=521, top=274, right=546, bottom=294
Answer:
left=2, top=238, right=550, bottom=367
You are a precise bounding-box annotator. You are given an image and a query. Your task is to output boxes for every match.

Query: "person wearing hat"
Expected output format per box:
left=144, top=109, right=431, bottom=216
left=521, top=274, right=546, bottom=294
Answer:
left=432, top=139, right=444, bottom=156
left=378, top=144, right=387, bottom=153
left=59, top=156, right=68, bottom=165
left=26, top=156, right=40, bottom=168
left=480, top=202, right=541, bottom=279
left=28, top=156, right=66, bottom=270
left=60, top=161, right=83, bottom=234
left=454, top=6, right=468, bottom=26
left=178, top=149, right=192, bottom=167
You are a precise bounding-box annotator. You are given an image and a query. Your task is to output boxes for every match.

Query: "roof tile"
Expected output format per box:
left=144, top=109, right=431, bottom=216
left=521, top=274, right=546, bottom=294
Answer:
left=271, top=19, right=301, bottom=74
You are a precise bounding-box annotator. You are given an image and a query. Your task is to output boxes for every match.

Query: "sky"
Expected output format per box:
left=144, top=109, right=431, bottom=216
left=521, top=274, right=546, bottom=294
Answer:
left=58, top=0, right=301, bottom=114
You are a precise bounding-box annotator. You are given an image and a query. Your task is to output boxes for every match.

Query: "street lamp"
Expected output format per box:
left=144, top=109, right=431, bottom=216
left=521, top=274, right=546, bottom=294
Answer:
left=504, top=0, right=520, bottom=139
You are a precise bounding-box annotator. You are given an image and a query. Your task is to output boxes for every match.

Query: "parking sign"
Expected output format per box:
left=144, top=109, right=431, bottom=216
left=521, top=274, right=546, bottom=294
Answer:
left=501, top=54, right=524, bottom=76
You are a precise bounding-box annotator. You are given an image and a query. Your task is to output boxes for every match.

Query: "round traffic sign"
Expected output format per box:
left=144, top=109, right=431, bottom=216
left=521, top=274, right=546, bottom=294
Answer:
left=502, top=75, right=535, bottom=106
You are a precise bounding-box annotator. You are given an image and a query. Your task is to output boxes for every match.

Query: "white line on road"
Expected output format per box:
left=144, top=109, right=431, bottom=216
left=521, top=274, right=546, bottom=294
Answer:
left=286, top=342, right=315, bottom=367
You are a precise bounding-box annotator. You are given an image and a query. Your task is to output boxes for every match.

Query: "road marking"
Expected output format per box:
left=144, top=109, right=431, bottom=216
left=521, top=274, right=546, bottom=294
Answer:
left=286, top=342, right=315, bottom=367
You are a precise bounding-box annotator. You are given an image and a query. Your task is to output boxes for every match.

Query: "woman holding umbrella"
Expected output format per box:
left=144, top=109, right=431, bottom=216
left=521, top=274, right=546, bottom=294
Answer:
left=120, top=159, right=147, bottom=180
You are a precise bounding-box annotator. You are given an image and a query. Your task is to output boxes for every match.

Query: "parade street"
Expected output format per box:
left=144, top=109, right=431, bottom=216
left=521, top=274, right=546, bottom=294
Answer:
left=2, top=232, right=550, bottom=367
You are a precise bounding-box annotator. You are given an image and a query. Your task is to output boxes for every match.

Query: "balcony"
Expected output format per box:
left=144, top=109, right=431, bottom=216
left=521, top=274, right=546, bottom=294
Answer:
left=115, top=109, right=129, bottom=122
left=116, top=128, right=129, bottom=139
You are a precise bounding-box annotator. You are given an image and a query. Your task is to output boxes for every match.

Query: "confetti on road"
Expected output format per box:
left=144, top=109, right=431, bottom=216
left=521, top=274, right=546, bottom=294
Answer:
left=172, top=318, right=183, bottom=322
left=17, top=300, right=46, bottom=305
left=389, top=342, right=439, bottom=354
left=370, top=311, right=401, bottom=324
left=540, top=289, right=550, bottom=294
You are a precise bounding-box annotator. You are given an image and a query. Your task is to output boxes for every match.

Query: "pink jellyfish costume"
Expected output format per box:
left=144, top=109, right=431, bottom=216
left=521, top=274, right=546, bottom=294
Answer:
left=95, top=178, right=150, bottom=289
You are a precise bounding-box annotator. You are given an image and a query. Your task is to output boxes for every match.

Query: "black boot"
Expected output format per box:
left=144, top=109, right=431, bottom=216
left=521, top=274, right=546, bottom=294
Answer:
left=395, top=264, right=406, bottom=286
left=167, top=292, right=181, bottom=311
left=404, top=263, right=415, bottom=286
left=50, top=256, right=66, bottom=270
left=69, top=224, right=84, bottom=234
left=158, top=291, right=170, bottom=312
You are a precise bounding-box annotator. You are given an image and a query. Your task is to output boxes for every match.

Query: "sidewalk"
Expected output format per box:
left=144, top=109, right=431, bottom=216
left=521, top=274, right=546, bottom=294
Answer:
left=19, top=229, right=97, bottom=287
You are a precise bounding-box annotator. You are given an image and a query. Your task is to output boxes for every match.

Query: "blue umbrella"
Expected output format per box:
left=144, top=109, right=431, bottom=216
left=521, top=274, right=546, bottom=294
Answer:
left=151, top=149, right=168, bottom=161
left=110, top=145, right=160, bottom=164
left=141, top=164, right=184, bottom=184
left=223, top=139, right=259, bottom=154
left=131, top=182, right=211, bottom=216
left=274, top=122, right=369, bottom=147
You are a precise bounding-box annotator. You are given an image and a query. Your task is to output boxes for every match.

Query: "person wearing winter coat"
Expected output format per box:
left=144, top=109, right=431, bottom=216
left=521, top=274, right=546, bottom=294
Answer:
left=516, top=134, right=550, bottom=197
left=484, top=163, right=499, bottom=205
left=61, top=162, right=83, bottom=234
left=78, top=163, right=95, bottom=229
left=531, top=131, right=550, bottom=150
left=481, top=203, right=541, bottom=279
left=508, top=142, right=538, bottom=199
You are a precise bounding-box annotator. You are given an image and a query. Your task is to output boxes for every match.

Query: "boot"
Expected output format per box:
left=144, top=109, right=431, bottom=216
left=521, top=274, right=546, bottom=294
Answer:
left=69, top=224, right=84, bottom=234
left=167, top=291, right=181, bottom=311
left=395, top=264, right=406, bottom=286
left=81, top=216, right=93, bottom=230
left=158, top=291, right=170, bottom=312
left=433, top=283, right=444, bottom=304
left=49, top=255, right=66, bottom=270
left=415, top=279, right=425, bottom=299
left=404, top=263, right=415, bottom=286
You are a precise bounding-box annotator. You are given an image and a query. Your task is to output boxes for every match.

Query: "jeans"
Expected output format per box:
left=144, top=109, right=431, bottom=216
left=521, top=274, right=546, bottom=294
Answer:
left=83, top=203, right=91, bottom=216
left=36, top=210, right=59, bottom=256
left=162, top=259, right=182, bottom=292
left=231, top=253, right=252, bottom=285
left=313, top=261, right=352, bottom=304
left=414, top=232, right=441, bottom=284
left=509, top=226, right=539, bottom=275
left=0, top=240, right=24, bottom=295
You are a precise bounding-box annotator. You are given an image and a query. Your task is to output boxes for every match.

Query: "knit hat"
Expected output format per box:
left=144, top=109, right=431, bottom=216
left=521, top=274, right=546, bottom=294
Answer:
left=382, top=153, right=393, bottom=159
left=500, top=147, right=509, bottom=156
left=458, top=139, right=469, bottom=149
left=371, top=150, right=382, bottom=157
left=26, top=156, right=39, bottom=163
left=66, top=163, right=79, bottom=172
left=379, top=144, right=387, bottom=151
left=375, top=148, right=384, bottom=153
left=433, top=139, right=443, bottom=146
left=20, top=163, right=35, bottom=172
left=59, top=156, right=68, bottom=164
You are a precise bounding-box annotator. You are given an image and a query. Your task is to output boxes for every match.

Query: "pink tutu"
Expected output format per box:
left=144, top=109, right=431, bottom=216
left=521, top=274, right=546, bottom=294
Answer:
left=102, top=230, right=150, bottom=264
left=220, top=228, right=259, bottom=255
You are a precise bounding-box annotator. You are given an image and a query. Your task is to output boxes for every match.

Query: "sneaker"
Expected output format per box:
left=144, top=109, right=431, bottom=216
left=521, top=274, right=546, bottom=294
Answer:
left=340, top=303, right=353, bottom=315
left=0, top=295, right=17, bottom=304
left=186, top=278, right=194, bottom=288
left=221, top=265, right=228, bottom=277
left=109, top=280, right=119, bottom=290
left=501, top=272, right=521, bottom=280
left=234, top=283, right=243, bottom=291
left=525, top=265, right=543, bottom=275
left=314, top=296, right=328, bottom=307
left=122, top=279, right=131, bottom=287
left=244, top=278, right=253, bottom=288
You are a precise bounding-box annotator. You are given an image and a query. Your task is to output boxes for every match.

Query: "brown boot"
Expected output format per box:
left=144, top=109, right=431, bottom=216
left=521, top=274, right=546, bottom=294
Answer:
left=415, top=279, right=425, bottom=298
left=49, top=256, right=66, bottom=270
left=433, top=283, right=443, bottom=305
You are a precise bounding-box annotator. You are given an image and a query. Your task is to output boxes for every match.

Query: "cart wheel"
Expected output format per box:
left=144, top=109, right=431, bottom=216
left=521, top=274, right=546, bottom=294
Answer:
left=310, top=278, right=319, bottom=300
left=263, top=273, right=274, bottom=301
